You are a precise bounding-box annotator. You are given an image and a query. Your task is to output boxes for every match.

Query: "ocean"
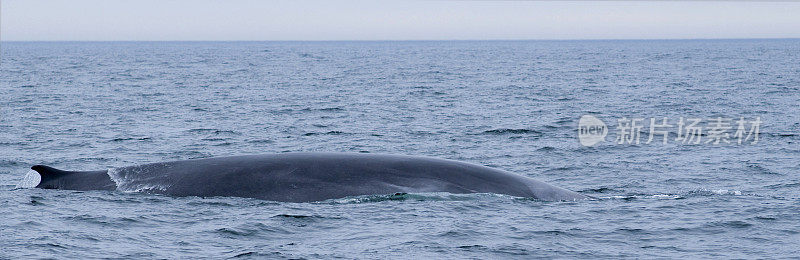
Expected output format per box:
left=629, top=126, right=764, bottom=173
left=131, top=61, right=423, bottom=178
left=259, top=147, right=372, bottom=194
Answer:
left=1, top=40, right=798, bottom=259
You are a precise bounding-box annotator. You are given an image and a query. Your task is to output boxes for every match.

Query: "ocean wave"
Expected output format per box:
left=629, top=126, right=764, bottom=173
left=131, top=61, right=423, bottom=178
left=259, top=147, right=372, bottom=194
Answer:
left=302, top=131, right=346, bottom=136
left=599, top=188, right=745, bottom=200
left=480, top=128, right=543, bottom=135
left=322, top=192, right=511, bottom=204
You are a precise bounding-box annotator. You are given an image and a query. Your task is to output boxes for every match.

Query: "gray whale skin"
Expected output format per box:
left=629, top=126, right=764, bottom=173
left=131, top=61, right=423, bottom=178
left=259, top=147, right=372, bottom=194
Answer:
left=28, top=153, right=589, bottom=202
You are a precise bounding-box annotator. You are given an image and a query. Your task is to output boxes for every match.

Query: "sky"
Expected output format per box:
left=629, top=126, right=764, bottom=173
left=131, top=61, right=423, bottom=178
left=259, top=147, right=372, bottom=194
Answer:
left=2, top=0, right=800, bottom=41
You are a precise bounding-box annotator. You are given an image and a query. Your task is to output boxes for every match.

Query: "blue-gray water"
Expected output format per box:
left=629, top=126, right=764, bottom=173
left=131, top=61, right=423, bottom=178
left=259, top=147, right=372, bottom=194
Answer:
left=1, top=40, right=799, bottom=259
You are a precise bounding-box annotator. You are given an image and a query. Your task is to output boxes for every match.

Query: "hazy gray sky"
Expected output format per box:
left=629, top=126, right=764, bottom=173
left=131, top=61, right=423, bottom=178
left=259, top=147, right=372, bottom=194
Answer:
left=2, top=0, right=800, bottom=41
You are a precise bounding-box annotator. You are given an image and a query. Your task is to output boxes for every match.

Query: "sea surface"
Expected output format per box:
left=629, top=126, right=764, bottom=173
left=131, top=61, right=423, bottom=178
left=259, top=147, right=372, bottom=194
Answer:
left=1, top=40, right=799, bottom=259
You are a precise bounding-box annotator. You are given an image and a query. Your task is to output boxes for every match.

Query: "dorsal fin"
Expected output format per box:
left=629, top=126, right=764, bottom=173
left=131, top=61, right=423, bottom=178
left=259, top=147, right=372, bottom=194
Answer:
left=31, top=165, right=72, bottom=182
left=26, top=165, right=114, bottom=190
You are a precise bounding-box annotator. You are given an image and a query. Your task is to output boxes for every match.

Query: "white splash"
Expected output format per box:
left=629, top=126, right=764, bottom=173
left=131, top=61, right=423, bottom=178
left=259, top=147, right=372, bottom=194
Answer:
left=711, top=189, right=742, bottom=196
left=106, top=167, right=123, bottom=188
left=106, top=167, right=171, bottom=193
left=651, top=194, right=682, bottom=199
left=15, top=170, right=41, bottom=189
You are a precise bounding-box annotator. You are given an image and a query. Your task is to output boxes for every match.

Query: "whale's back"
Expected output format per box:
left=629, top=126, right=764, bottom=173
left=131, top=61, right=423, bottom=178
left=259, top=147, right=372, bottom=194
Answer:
left=106, top=153, right=587, bottom=202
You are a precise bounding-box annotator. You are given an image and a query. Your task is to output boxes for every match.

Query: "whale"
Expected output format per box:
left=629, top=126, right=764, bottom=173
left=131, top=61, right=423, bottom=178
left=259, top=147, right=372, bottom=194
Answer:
left=21, top=153, right=589, bottom=202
